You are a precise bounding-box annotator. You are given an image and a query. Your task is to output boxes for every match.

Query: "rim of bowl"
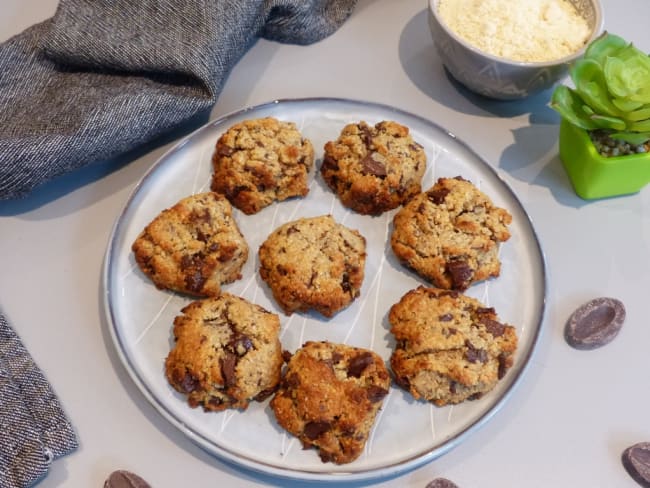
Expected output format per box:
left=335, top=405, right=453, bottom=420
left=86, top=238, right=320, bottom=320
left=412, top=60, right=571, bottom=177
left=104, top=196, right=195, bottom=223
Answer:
left=428, top=0, right=604, bottom=68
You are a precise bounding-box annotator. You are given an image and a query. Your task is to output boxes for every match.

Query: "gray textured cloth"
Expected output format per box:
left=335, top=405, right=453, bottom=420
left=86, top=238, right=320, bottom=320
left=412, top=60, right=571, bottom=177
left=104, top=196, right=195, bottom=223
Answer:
left=0, top=312, right=78, bottom=488
left=0, top=0, right=358, bottom=200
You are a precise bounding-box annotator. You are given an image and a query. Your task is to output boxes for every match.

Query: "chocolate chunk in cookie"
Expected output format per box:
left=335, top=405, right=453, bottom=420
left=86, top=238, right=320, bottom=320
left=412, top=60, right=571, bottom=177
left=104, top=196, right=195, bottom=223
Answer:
left=270, top=341, right=390, bottom=464
left=389, top=286, right=518, bottom=406
left=321, top=120, right=426, bottom=215
left=211, top=117, right=314, bottom=214
left=390, top=176, right=512, bottom=290
left=258, top=215, right=366, bottom=317
left=165, top=293, right=284, bottom=411
left=132, top=192, right=248, bottom=297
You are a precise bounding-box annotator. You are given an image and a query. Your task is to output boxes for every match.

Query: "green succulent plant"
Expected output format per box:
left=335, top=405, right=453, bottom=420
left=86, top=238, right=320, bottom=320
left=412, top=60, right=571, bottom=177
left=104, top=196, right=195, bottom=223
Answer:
left=550, top=32, right=650, bottom=145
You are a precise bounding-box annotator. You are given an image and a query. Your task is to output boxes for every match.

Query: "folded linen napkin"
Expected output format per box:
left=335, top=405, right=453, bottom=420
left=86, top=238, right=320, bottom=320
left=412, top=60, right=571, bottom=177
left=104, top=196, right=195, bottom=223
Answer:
left=0, top=0, right=358, bottom=201
left=0, top=312, right=78, bottom=488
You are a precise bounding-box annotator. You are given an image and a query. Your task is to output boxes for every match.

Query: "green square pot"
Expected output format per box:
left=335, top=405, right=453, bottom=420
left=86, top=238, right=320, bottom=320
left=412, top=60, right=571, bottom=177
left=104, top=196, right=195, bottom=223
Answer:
left=559, top=119, right=650, bottom=200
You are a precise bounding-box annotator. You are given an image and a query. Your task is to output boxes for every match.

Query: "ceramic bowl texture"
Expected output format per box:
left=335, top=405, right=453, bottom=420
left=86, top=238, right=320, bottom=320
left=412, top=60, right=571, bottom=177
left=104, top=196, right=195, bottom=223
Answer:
left=428, top=0, right=604, bottom=100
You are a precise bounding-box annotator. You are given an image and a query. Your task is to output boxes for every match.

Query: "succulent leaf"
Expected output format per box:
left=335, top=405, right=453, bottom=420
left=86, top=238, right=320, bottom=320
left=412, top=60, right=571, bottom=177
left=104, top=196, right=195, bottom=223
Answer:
left=629, top=119, right=650, bottom=132
left=583, top=105, right=595, bottom=116
left=589, top=114, right=627, bottom=131
left=572, top=59, right=621, bottom=116
left=604, top=54, right=650, bottom=103
left=550, top=85, right=600, bottom=130
left=551, top=32, right=650, bottom=145
left=625, top=106, right=650, bottom=122
left=612, top=97, right=644, bottom=112
left=584, top=32, right=627, bottom=65
left=610, top=132, right=650, bottom=144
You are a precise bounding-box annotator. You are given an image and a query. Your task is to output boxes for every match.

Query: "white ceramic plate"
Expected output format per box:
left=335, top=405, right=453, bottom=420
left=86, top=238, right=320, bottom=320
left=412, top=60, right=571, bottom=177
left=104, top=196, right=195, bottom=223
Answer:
left=103, top=98, right=546, bottom=482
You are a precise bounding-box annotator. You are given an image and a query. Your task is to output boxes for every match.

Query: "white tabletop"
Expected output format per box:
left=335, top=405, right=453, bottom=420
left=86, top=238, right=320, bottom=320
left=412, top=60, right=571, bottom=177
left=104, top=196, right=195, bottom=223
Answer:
left=2, top=1, right=649, bottom=487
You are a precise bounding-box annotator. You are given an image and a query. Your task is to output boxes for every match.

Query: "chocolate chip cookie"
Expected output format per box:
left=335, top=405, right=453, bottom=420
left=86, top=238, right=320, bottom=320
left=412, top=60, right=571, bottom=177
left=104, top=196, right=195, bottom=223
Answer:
left=165, top=293, right=284, bottom=411
left=211, top=117, right=315, bottom=214
left=258, top=215, right=366, bottom=317
left=390, top=176, right=512, bottom=291
left=270, top=341, right=390, bottom=464
left=389, top=286, right=518, bottom=406
left=132, top=192, right=249, bottom=297
left=320, top=120, right=426, bottom=215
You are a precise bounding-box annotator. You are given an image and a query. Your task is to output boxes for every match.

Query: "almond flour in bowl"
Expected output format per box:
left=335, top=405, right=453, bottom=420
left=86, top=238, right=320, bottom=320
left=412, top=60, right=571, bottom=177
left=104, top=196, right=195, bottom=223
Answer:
left=437, top=0, right=591, bottom=63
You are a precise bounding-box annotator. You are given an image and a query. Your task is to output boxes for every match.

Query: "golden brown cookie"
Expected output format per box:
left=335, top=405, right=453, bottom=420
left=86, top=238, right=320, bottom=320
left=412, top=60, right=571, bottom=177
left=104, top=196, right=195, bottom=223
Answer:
left=390, top=176, right=512, bottom=290
left=320, top=120, right=426, bottom=215
left=389, top=286, right=518, bottom=406
left=258, top=215, right=366, bottom=317
left=270, top=341, right=390, bottom=464
left=210, top=117, right=315, bottom=214
left=165, top=293, right=284, bottom=411
left=131, top=192, right=249, bottom=297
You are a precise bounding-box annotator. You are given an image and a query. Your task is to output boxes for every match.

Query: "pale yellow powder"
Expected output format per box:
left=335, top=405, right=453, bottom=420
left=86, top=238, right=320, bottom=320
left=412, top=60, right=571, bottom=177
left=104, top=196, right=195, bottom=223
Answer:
left=438, top=0, right=591, bottom=62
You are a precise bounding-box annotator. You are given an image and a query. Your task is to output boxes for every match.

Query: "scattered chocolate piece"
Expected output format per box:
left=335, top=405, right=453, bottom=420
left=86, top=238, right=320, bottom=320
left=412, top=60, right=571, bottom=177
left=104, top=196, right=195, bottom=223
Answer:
left=564, top=297, right=625, bottom=350
left=622, top=442, right=650, bottom=488
left=104, top=470, right=151, bottom=488
left=425, top=478, right=459, bottom=488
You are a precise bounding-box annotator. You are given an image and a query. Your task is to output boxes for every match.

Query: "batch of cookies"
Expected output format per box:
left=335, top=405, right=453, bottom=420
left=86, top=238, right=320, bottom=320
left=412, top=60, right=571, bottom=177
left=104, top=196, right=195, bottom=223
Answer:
left=131, top=116, right=518, bottom=465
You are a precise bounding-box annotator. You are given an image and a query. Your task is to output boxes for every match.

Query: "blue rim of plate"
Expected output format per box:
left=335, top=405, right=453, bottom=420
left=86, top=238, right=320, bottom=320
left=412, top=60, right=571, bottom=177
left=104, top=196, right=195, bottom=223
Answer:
left=103, top=97, right=547, bottom=483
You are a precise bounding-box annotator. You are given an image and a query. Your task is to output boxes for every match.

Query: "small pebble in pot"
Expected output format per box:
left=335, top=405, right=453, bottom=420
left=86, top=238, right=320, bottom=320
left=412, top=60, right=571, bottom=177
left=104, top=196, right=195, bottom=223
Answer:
left=590, top=130, right=650, bottom=157
left=426, top=478, right=459, bottom=488
left=104, top=470, right=151, bottom=488
left=564, top=297, right=625, bottom=350
left=622, top=443, right=650, bottom=488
